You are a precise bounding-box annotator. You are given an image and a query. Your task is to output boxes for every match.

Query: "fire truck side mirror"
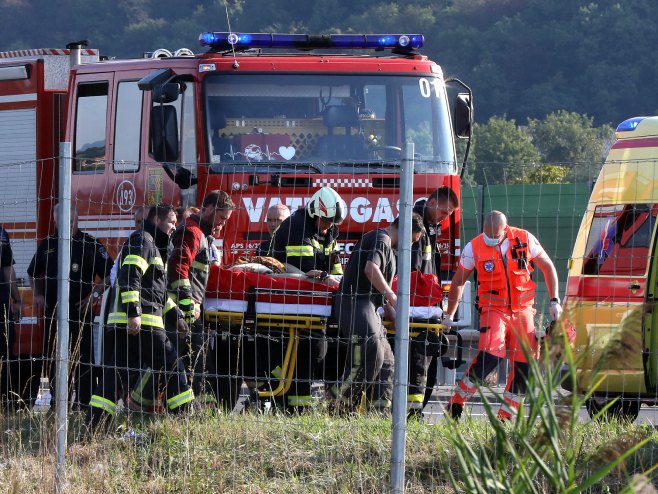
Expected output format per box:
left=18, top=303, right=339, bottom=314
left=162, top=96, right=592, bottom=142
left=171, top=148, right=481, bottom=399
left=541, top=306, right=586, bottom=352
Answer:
left=454, top=93, right=473, bottom=139
left=150, top=105, right=180, bottom=163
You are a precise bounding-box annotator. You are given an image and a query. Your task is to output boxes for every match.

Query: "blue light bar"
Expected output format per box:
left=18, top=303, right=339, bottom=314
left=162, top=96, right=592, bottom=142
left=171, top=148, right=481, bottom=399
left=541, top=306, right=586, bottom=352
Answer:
left=616, top=116, right=647, bottom=132
left=199, top=32, right=424, bottom=52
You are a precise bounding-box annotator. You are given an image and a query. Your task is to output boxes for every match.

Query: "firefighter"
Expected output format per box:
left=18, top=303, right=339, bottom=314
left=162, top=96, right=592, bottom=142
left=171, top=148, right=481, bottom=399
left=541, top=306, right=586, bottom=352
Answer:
left=88, top=204, right=192, bottom=427
left=0, top=226, right=21, bottom=407
left=28, top=203, right=113, bottom=408
left=168, top=190, right=235, bottom=407
left=406, top=186, right=458, bottom=416
left=268, top=187, right=345, bottom=411
left=443, top=210, right=562, bottom=421
left=331, top=213, right=425, bottom=412
left=255, top=204, right=290, bottom=257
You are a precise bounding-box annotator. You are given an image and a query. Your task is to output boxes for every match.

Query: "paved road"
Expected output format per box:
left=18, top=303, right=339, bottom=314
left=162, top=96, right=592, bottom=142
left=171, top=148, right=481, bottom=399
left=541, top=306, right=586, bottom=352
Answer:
left=422, top=386, right=658, bottom=426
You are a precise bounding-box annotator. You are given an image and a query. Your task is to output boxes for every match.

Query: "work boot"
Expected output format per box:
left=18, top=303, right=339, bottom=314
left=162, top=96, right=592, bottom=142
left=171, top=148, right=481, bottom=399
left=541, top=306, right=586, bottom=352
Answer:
left=445, top=402, right=463, bottom=420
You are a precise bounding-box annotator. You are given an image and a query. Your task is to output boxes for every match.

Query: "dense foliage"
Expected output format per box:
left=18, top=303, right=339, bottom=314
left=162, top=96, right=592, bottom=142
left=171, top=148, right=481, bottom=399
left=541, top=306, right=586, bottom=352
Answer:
left=1, top=0, right=655, bottom=127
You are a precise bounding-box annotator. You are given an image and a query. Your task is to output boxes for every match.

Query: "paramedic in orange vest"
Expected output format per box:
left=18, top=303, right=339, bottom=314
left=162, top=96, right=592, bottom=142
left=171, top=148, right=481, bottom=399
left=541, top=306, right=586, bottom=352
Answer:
left=443, top=210, right=561, bottom=420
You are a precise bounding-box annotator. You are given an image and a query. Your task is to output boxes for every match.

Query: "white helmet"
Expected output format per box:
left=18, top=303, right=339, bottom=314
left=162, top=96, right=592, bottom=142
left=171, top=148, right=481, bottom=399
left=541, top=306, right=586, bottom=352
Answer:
left=307, top=187, right=346, bottom=225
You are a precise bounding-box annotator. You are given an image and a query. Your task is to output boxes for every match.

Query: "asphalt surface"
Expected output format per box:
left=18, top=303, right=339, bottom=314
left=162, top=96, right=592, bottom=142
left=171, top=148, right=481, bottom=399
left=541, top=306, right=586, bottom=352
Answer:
left=422, top=385, right=658, bottom=426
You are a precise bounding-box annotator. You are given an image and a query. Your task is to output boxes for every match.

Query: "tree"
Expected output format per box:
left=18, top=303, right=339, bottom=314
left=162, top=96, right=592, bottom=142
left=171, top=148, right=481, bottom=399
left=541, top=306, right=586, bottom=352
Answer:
left=528, top=110, right=615, bottom=181
left=471, top=116, right=541, bottom=185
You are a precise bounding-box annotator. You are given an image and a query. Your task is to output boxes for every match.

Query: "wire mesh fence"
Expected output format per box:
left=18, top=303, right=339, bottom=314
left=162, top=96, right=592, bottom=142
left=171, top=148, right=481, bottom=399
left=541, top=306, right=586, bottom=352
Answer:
left=0, top=157, right=655, bottom=492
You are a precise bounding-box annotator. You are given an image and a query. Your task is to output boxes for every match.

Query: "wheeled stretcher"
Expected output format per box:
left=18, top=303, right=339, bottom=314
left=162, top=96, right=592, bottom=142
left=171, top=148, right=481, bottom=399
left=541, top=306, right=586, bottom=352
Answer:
left=204, top=266, right=463, bottom=407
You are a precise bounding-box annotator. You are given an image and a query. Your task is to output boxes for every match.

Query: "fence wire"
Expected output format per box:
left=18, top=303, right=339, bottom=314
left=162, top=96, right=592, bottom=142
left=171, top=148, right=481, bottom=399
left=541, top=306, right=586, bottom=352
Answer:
left=0, top=158, right=654, bottom=493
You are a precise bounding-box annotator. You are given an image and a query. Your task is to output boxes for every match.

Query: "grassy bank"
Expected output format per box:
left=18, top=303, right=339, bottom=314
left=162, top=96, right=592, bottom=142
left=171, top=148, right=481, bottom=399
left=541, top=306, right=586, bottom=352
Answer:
left=0, top=409, right=655, bottom=493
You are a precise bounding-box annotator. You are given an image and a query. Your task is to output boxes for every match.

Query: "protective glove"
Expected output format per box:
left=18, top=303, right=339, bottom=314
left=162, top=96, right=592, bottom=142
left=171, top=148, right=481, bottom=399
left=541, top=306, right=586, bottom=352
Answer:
left=180, top=300, right=201, bottom=325
left=549, top=299, right=563, bottom=321
left=442, top=314, right=454, bottom=328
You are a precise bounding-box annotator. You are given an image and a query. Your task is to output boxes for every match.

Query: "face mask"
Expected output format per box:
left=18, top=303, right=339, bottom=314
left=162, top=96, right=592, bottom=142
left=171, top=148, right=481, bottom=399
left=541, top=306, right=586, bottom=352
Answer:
left=483, top=233, right=503, bottom=247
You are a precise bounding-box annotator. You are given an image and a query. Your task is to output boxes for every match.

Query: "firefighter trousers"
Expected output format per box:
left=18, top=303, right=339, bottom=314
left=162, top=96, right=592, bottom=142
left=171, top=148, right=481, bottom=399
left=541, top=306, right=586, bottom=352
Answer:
left=388, top=337, right=430, bottom=412
left=331, top=295, right=394, bottom=410
left=89, top=326, right=193, bottom=419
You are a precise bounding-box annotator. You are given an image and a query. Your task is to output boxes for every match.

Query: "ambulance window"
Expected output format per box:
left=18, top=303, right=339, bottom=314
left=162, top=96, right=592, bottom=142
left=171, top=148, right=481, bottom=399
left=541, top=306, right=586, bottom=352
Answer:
left=114, top=81, right=142, bottom=172
left=74, top=82, right=108, bottom=172
left=582, top=204, right=657, bottom=276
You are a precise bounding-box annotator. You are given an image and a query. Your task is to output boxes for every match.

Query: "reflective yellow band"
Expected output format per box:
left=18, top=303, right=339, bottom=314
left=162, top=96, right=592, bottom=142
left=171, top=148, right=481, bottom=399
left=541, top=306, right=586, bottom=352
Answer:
left=424, top=245, right=432, bottom=253
left=271, top=365, right=282, bottom=379
left=131, top=368, right=155, bottom=407
left=107, top=312, right=128, bottom=325
left=163, top=297, right=177, bottom=315
left=169, top=279, right=191, bottom=290
left=285, top=245, right=314, bottom=257
left=167, top=389, right=194, bottom=409
left=407, top=393, right=424, bottom=403
left=141, top=314, right=164, bottom=329
left=331, top=263, right=343, bottom=275
left=310, top=239, right=322, bottom=250
left=122, top=254, right=149, bottom=274
left=287, top=395, right=315, bottom=406
left=150, top=257, right=164, bottom=267
left=90, top=395, right=116, bottom=415
left=121, top=290, right=140, bottom=304
left=191, top=261, right=209, bottom=272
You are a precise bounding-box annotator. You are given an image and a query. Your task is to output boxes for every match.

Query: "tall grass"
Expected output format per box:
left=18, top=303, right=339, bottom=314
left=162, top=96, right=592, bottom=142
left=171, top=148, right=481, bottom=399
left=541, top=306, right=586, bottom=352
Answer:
left=0, top=328, right=656, bottom=492
left=441, top=327, right=658, bottom=494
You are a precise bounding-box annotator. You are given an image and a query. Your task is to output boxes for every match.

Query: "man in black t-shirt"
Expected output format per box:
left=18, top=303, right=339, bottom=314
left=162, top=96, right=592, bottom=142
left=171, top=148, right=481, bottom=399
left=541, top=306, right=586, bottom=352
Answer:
left=330, top=213, right=425, bottom=412
left=407, top=186, right=458, bottom=414
left=28, top=204, right=113, bottom=407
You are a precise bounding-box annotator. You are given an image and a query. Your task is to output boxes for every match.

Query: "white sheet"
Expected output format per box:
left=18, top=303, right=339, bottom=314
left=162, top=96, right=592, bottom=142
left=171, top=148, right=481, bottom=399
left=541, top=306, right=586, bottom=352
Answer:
left=377, top=306, right=443, bottom=320
left=205, top=298, right=332, bottom=317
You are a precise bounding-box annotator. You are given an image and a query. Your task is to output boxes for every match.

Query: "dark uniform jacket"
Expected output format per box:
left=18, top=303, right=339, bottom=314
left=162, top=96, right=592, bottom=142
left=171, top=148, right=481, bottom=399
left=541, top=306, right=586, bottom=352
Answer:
left=28, top=229, right=113, bottom=317
left=167, top=215, right=211, bottom=319
left=107, top=221, right=174, bottom=329
left=410, top=200, right=441, bottom=276
left=0, top=226, right=14, bottom=309
left=270, top=209, right=342, bottom=275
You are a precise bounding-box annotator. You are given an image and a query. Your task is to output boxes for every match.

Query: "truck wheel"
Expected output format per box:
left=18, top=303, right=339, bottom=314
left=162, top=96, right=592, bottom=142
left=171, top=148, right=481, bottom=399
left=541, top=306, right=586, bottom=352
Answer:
left=586, top=398, right=640, bottom=422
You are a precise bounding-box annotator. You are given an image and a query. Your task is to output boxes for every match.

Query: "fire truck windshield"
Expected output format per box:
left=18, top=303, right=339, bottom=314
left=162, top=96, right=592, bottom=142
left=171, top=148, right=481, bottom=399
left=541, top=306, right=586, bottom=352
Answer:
left=203, top=73, right=456, bottom=174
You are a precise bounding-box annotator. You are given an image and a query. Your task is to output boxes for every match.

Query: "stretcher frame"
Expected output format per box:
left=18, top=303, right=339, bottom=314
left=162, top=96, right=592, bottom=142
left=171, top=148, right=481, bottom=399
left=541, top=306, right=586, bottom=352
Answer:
left=205, top=288, right=462, bottom=402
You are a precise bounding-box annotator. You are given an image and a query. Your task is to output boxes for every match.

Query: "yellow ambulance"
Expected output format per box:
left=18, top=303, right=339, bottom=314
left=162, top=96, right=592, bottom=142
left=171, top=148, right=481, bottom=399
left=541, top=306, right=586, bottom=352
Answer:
left=565, top=116, right=658, bottom=421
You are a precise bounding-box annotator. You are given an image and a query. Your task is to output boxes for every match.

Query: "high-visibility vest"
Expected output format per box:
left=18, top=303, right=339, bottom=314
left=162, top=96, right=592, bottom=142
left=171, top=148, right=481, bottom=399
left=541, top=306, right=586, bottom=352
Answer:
left=471, top=226, right=536, bottom=311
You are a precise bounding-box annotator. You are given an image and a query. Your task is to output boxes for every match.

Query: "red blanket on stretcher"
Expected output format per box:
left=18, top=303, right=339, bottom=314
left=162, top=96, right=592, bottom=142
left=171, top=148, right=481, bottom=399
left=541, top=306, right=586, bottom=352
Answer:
left=206, top=266, right=337, bottom=305
left=391, top=272, right=444, bottom=307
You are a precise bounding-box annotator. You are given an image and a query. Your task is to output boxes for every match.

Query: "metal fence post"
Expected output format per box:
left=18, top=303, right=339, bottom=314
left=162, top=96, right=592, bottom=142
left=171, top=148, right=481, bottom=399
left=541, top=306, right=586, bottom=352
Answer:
left=390, top=142, right=414, bottom=493
left=55, top=141, right=72, bottom=492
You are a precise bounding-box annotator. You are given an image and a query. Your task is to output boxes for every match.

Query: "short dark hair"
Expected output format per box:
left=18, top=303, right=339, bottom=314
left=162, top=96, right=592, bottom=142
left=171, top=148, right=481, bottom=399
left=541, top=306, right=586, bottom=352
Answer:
left=202, top=190, right=236, bottom=211
left=391, top=212, right=426, bottom=235
left=151, top=203, right=175, bottom=221
left=429, top=186, right=458, bottom=208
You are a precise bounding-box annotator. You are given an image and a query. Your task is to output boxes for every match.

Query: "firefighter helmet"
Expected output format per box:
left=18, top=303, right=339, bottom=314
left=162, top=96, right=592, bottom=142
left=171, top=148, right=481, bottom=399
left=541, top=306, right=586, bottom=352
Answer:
left=307, top=187, right=346, bottom=225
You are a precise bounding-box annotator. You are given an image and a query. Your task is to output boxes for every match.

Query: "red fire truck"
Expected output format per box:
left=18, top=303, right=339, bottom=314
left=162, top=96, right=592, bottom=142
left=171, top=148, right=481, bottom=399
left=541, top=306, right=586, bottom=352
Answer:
left=0, top=33, right=472, bottom=359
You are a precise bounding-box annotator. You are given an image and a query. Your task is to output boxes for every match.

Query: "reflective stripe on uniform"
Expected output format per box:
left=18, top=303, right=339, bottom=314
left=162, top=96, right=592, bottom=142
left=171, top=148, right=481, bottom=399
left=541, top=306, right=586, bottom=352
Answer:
left=141, top=314, right=164, bottom=328
left=150, top=257, right=164, bottom=267
left=191, top=261, right=209, bottom=272
left=286, top=245, right=315, bottom=257
left=163, top=297, right=177, bottom=315
left=167, top=389, right=194, bottom=409
left=121, top=290, right=140, bottom=304
left=169, top=279, right=191, bottom=290
left=271, top=366, right=282, bottom=379
left=122, top=254, right=149, bottom=274
left=130, top=368, right=155, bottom=406
left=452, top=377, right=477, bottom=404
left=407, top=393, right=424, bottom=406
left=287, top=395, right=315, bottom=407
left=90, top=395, right=116, bottom=415
left=331, top=263, right=343, bottom=275
left=331, top=338, right=362, bottom=399
left=107, top=312, right=128, bottom=325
